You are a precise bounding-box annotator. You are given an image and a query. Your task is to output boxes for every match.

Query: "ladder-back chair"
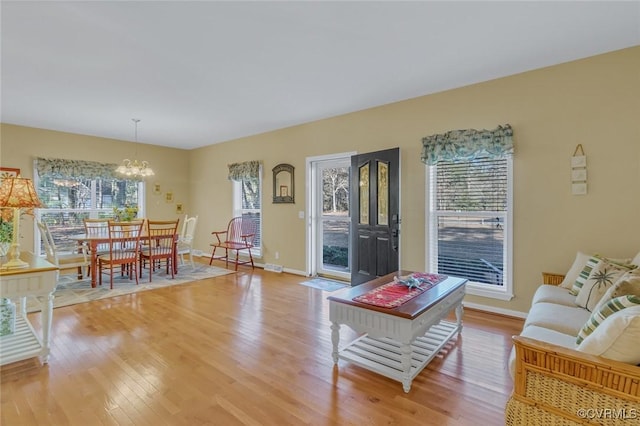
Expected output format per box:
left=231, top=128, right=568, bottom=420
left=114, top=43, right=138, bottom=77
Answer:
left=209, top=217, right=256, bottom=270
left=177, top=215, right=198, bottom=268
left=37, top=221, right=89, bottom=280
left=139, top=219, right=179, bottom=282
left=98, top=221, right=144, bottom=289
left=83, top=218, right=110, bottom=254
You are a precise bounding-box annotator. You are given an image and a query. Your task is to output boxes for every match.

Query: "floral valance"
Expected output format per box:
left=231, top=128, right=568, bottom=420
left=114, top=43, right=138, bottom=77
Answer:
left=421, top=124, right=514, bottom=165
left=36, top=157, right=120, bottom=180
left=228, top=161, right=260, bottom=181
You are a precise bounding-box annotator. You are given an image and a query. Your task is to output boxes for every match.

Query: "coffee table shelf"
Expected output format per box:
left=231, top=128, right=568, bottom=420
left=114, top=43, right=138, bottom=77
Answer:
left=337, top=320, right=459, bottom=383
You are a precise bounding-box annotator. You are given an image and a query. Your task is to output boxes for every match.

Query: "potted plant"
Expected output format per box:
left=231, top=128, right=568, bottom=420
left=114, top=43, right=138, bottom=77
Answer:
left=113, top=205, right=139, bottom=222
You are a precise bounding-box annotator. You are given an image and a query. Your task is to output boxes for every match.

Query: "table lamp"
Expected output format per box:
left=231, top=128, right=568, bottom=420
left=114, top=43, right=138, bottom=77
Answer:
left=0, top=176, right=44, bottom=269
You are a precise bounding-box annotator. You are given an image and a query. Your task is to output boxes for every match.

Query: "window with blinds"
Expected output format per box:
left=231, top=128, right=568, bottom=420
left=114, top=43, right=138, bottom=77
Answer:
left=429, top=157, right=512, bottom=290
left=233, top=173, right=262, bottom=256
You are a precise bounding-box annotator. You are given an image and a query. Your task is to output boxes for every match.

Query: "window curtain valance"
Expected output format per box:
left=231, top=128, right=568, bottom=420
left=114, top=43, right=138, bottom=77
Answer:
left=421, top=124, right=513, bottom=165
left=228, top=161, right=260, bottom=181
left=36, top=157, right=120, bottom=180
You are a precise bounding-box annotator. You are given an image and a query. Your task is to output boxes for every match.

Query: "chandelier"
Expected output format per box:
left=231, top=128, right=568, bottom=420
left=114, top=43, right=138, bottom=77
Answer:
left=115, top=119, right=155, bottom=177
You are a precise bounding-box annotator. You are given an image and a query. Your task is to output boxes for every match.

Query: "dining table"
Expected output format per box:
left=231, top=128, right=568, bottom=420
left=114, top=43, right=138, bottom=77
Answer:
left=69, top=231, right=179, bottom=288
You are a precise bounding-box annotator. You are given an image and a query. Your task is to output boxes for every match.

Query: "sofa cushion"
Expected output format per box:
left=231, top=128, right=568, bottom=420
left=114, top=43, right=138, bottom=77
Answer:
left=577, top=305, right=640, bottom=364
left=531, top=285, right=576, bottom=307
left=574, top=260, right=632, bottom=312
left=593, top=273, right=640, bottom=313
left=576, top=294, right=640, bottom=344
left=508, top=325, right=577, bottom=379
left=524, top=302, right=591, bottom=336
left=632, top=251, right=640, bottom=267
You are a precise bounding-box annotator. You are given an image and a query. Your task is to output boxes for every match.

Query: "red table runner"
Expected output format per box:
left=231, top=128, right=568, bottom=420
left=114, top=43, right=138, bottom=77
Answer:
left=352, top=273, right=448, bottom=308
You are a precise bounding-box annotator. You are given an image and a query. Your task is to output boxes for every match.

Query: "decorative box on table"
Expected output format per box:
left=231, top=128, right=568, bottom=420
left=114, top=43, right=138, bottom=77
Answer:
left=0, top=298, right=16, bottom=336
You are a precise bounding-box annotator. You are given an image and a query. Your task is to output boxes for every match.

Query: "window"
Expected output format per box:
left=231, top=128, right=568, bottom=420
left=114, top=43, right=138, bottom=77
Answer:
left=232, top=166, right=262, bottom=256
left=428, top=157, right=513, bottom=300
left=421, top=124, right=514, bottom=300
left=34, top=158, right=144, bottom=252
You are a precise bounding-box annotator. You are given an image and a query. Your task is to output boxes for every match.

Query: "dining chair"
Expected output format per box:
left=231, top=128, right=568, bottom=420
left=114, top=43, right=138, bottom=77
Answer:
left=209, top=217, right=256, bottom=270
left=37, top=221, right=90, bottom=280
left=98, top=221, right=144, bottom=289
left=83, top=218, right=110, bottom=252
left=177, top=214, right=198, bottom=268
left=139, top=219, right=179, bottom=282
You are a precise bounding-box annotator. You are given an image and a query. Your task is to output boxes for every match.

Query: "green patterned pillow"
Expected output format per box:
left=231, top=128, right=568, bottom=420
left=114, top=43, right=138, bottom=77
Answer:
left=570, top=256, right=601, bottom=296
left=576, top=294, right=640, bottom=344
left=575, top=260, right=633, bottom=312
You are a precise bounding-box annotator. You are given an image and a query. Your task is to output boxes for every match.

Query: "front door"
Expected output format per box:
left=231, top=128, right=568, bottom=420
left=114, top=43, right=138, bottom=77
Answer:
left=350, top=147, right=400, bottom=286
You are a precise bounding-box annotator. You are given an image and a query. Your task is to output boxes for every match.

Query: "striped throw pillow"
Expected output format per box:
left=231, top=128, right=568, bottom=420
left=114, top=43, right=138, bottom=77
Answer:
left=576, top=294, right=640, bottom=344
left=570, top=256, right=601, bottom=296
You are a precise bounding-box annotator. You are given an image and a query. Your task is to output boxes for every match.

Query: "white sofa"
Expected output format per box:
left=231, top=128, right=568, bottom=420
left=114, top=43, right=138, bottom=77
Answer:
left=506, top=252, right=640, bottom=425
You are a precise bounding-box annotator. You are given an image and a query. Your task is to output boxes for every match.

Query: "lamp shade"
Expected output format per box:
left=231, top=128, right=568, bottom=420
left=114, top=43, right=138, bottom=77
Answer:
left=0, top=177, right=44, bottom=208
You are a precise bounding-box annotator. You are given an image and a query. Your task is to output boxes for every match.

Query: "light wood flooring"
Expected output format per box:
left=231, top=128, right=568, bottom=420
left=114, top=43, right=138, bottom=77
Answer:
left=1, top=260, right=524, bottom=425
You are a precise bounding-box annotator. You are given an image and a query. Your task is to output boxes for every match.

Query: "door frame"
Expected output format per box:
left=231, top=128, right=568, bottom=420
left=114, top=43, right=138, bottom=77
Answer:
left=305, top=151, right=356, bottom=279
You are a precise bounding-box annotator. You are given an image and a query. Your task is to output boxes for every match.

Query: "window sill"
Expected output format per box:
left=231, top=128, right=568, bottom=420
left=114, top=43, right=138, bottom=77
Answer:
left=465, top=282, right=514, bottom=301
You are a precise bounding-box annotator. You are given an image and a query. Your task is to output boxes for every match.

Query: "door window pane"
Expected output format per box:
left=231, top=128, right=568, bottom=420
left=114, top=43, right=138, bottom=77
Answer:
left=377, top=161, right=388, bottom=226
left=321, top=165, right=349, bottom=272
left=359, top=163, right=369, bottom=225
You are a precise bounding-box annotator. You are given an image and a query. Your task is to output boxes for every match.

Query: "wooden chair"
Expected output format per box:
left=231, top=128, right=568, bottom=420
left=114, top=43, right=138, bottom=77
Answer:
left=177, top=215, right=198, bottom=269
left=209, top=217, right=256, bottom=270
left=98, top=221, right=143, bottom=289
left=83, top=218, right=110, bottom=253
left=37, top=221, right=89, bottom=280
left=139, top=219, right=179, bottom=282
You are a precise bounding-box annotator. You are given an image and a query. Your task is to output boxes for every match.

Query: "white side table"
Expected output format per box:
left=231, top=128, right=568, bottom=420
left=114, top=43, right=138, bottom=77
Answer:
left=0, top=252, right=58, bottom=366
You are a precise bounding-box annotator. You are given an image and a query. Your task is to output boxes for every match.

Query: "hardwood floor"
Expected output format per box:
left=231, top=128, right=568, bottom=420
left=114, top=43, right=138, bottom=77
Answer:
left=1, top=261, right=524, bottom=425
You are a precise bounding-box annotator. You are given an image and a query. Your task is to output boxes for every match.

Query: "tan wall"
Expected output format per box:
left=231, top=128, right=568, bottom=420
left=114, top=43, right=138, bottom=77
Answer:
left=2, top=46, right=639, bottom=314
left=190, top=46, right=640, bottom=314
left=0, top=125, right=190, bottom=250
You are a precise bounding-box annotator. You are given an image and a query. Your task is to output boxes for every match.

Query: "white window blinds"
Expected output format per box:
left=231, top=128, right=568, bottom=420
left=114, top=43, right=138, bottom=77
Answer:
left=429, top=157, right=509, bottom=286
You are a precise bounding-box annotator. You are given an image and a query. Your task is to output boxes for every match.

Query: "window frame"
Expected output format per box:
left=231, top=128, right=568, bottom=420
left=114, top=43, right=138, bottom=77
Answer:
left=426, top=157, right=513, bottom=301
left=232, top=166, right=262, bottom=257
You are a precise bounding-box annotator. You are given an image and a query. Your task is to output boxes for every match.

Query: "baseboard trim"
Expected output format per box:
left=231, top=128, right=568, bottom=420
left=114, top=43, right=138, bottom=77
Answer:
left=463, top=300, right=527, bottom=319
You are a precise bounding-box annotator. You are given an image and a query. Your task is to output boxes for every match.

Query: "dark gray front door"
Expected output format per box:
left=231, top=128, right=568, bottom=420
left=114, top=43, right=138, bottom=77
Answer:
left=350, top=147, right=400, bottom=286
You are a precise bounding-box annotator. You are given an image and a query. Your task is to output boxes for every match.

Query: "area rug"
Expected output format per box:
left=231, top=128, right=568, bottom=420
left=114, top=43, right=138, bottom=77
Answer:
left=300, top=277, right=349, bottom=292
left=26, top=264, right=234, bottom=313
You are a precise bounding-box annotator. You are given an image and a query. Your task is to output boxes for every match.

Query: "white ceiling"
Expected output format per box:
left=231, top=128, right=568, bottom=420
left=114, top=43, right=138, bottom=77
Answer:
left=2, top=1, right=639, bottom=150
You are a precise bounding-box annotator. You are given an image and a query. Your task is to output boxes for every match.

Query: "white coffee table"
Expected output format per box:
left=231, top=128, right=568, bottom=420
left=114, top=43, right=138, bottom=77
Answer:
left=328, top=271, right=466, bottom=392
